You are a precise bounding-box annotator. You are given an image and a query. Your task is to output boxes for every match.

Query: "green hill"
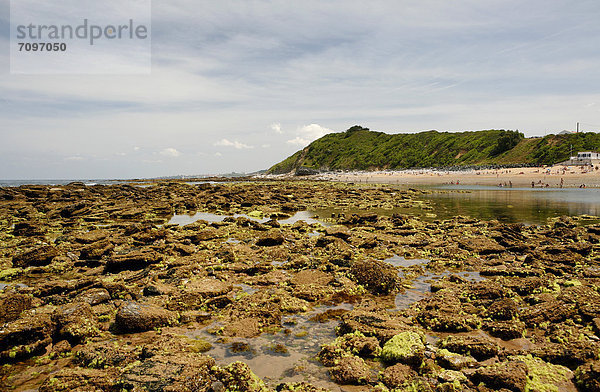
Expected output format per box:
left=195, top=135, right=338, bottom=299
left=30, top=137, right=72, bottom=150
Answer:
left=268, top=126, right=600, bottom=174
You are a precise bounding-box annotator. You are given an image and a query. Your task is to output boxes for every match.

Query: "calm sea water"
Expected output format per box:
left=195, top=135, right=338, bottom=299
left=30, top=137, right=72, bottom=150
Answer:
left=426, top=185, right=600, bottom=224
left=0, top=179, right=116, bottom=187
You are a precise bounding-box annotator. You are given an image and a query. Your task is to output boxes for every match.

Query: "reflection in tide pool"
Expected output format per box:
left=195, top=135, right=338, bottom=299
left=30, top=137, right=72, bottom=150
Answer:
left=427, top=186, right=600, bottom=225
left=383, top=255, right=429, bottom=268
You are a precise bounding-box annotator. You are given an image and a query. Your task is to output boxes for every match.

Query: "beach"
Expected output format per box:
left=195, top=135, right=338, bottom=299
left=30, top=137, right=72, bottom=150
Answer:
left=317, top=165, right=600, bottom=188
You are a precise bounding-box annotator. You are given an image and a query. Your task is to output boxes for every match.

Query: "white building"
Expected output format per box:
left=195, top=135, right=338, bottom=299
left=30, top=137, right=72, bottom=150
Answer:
left=560, top=151, right=600, bottom=166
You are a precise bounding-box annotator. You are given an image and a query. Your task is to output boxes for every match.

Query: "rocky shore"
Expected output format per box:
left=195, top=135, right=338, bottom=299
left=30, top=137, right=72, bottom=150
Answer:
left=0, top=181, right=599, bottom=391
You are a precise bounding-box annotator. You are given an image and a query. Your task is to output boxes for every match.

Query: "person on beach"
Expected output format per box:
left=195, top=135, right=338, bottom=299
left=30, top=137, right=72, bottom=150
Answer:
left=531, top=181, right=535, bottom=188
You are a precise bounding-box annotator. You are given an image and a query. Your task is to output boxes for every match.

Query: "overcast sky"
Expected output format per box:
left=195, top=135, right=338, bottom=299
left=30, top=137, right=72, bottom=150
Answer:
left=1, top=0, right=600, bottom=179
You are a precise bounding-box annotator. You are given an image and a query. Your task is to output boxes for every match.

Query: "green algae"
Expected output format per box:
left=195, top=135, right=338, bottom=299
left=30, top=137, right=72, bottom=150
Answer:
left=381, top=331, right=425, bottom=365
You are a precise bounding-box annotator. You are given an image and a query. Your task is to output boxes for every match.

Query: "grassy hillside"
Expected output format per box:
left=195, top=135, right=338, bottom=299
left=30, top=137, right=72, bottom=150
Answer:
left=268, top=126, right=600, bottom=174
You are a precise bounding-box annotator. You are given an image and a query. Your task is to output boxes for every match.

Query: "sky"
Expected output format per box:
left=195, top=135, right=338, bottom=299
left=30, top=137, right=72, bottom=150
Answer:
left=1, top=0, right=600, bottom=179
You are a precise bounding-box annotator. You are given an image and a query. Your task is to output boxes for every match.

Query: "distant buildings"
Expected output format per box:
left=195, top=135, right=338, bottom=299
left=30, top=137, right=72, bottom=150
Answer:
left=559, top=151, right=600, bottom=166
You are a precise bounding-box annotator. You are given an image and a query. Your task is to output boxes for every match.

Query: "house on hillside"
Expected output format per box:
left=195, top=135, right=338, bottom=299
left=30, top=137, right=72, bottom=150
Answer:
left=559, top=151, right=600, bottom=166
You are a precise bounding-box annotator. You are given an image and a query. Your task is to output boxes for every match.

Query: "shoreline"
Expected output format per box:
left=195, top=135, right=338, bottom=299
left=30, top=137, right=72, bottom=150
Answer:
left=309, top=165, right=600, bottom=189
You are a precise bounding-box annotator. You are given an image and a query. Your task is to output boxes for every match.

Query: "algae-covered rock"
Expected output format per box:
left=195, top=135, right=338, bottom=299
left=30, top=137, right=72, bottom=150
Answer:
left=381, top=363, right=415, bottom=388
left=381, top=331, right=425, bottom=366
left=276, top=382, right=330, bottom=392
left=104, top=249, right=163, bottom=272
left=114, top=301, right=177, bottom=333
left=211, top=361, right=269, bottom=392
left=329, top=356, right=372, bottom=385
left=574, top=360, right=600, bottom=392
left=350, top=258, right=399, bottom=295
left=438, top=335, right=500, bottom=360
left=38, top=367, right=117, bottom=392
left=256, top=229, right=284, bottom=246
left=471, top=360, right=528, bottom=392
left=0, top=307, right=56, bottom=361
left=513, top=355, right=573, bottom=392
left=0, top=292, right=33, bottom=323
left=435, top=348, right=476, bottom=370
left=12, top=245, right=60, bottom=267
left=52, top=302, right=100, bottom=343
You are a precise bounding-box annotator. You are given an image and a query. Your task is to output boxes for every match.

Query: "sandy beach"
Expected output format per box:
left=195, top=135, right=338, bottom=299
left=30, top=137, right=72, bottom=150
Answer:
left=317, top=165, right=600, bottom=188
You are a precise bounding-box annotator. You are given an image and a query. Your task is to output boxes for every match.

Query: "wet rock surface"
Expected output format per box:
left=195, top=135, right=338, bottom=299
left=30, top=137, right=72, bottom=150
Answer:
left=0, top=180, right=597, bottom=391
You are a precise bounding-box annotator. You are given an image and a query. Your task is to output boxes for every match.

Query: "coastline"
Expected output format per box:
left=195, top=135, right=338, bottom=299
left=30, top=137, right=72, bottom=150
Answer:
left=311, top=165, right=600, bottom=188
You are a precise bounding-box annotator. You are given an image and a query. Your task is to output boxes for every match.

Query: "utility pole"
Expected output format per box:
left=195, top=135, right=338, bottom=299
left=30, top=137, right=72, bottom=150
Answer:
left=577, top=122, right=579, bottom=133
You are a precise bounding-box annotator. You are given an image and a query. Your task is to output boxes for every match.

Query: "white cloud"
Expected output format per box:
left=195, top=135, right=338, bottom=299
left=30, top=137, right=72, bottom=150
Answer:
left=271, top=122, right=282, bottom=134
left=64, top=156, right=84, bottom=161
left=215, top=152, right=222, bottom=157
left=286, top=123, right=334, bottom=147
left=159, top=148, right=181, bottom=157
left=214, top=138, right=253, bottom=149
left=286, top=137, right=310, bottom=146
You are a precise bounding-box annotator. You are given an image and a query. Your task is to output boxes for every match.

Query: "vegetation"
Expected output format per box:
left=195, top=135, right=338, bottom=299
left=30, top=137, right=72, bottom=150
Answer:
left=268, top=126, right=600, bottom=173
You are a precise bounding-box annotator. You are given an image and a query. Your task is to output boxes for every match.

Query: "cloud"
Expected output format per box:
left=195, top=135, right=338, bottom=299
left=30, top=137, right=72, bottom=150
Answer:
left=64, top=156, right=84, bottom=161
left=159, top=148, right=181, bottom=157
left=214, top=138, right=253, bottom=149
left=286, top=123, right=334, bottom=147
left=271, top=122, right=282, bottom=134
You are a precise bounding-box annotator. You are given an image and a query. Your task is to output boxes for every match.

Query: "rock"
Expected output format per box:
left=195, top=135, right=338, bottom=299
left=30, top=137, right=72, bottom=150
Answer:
left=471, top=360, right=528, bottom=392
left=438, top=335, right=500, bottom=360
left=38, top=368, right=117, bottom=392
left=0, top=293, right=33, bottom=323
left=211, top=361, right=269, bottom=392
left=575, top=360, right=600, bottom=392
left=187, top=227, right=223, bottom=243
left=73, top=229, right=109, bottom=244
left=78, top=239, right=114, bottom=260
left=168, top=278, right=233, bottom=311
left=514, top=355, right=573, bottom=392
left=76, top=288, right=111, bottom=305
left=12, top=245, right=60, bottom=267
left=276, top=382, right=330, bottom=392
left=325, top=225, right=351, bottom=240
left=381, top=331, right=426, bottom=366
left=593, top=318, right=600, bottom=336
left=114, top=301, right=177, bottom=333
left=52, top=302, right=100, bottom=343
left=256, top=229, right=284, bottom=246
left=329, top=356, right=371, bottom=385
left=74, top=340, right=138, bottom=369
left=460, top=237, right=505, bottom=254
left=13, top=221, right=46, bottom=236
left=104, top=249, right=163, bottom=272
left=338, top=333, right=381, bottom=358
left=317, top=344, right=349, bottom=367
left=417, top=290, right=481, bottom=332
left=531, top=340, right=599, bottom=368
left=483, top=320, right=526, bottom=340
left=0, top=306, right=55, bottom=361
left=485, top=298, right=519, bottom=321
left=435, top=348, right=477, bottom=370
left=143, top=282, right=174, bottom=296
left=350, top=258, right=399, bottom=294
left=337, top=309, right=413, bottom=343
left=381, top=363, right=415, bottom=388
